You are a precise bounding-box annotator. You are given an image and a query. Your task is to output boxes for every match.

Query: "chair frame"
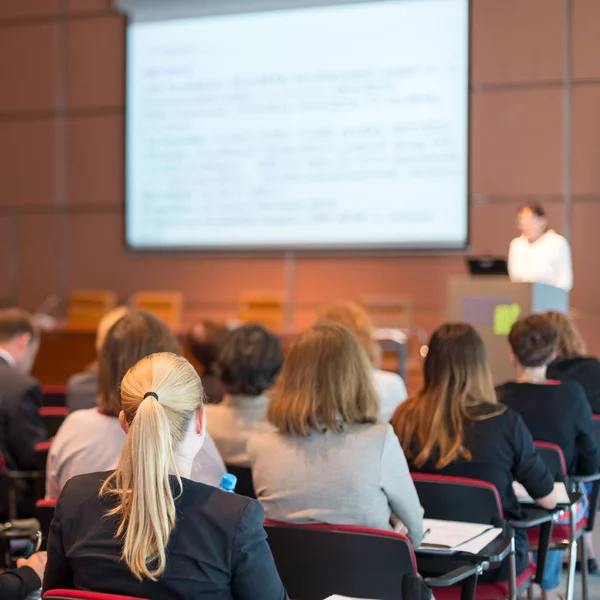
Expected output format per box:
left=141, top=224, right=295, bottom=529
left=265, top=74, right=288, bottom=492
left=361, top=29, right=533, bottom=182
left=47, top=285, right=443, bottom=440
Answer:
left=264, top=520, right=481, bottom=600
left=412, top=473, right=555, bottom=600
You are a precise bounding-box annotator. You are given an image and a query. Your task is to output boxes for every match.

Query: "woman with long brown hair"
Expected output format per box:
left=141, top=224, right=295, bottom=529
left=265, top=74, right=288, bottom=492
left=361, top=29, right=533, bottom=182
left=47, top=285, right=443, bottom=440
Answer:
left=44, top=352, right=287, bottom=599
left=249, top=322, right=423, bottom=548
left=392, top=323, right=556, bottom=585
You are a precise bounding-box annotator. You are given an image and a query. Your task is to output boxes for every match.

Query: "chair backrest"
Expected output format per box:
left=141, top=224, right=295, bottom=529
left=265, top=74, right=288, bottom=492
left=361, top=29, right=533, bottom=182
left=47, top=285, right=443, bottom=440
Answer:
left=44, top=592, right=148, bottom=600
left=130, top=291, right=183, bottom=327
left=67, top=290, right=117, bottom=328
left=225, top=464, right=256, bottom=499
left=40, top=407, right=69, bottom=438
left=36, top=499, right=56, bottom=551
left=533, top=441, right=567, bottom=480
left=411, top=474, right=504, bottom=525
left=42, top=385, right=67, bottom=407
left=263, top=520, right=418, bottom=600
left=237, top=292, right=286, bottom=331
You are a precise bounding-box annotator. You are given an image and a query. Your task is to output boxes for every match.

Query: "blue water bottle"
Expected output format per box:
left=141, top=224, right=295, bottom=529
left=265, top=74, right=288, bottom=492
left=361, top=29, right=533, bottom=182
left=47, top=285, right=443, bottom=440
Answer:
left=220, top=473, right=237, bottom=493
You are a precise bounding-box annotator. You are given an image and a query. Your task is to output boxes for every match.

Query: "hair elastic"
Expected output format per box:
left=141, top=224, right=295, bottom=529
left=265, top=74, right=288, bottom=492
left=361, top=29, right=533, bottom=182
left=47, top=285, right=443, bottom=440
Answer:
left=143, top=391, right=159, bottom=401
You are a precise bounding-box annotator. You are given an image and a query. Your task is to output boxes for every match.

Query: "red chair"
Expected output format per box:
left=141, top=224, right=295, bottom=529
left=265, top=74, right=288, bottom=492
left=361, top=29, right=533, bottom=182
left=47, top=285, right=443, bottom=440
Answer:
left=36, top=498, right=56, bottom=551
left=40, top=406, right=69, bottom=437
left=412, top=474, right=554, bottom=600
left=42, top=385, right=67, bottom=407
left=264, top=520, right=480, bottom=600
left=44, top=592, right=148, bottom=600
left=532, top=440, right=599, bottom=600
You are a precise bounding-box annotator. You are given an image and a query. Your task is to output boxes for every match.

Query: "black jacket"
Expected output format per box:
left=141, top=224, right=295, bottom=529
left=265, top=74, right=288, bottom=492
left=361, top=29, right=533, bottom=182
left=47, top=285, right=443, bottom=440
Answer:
left=0, top=566, right=40, bottom=600
left=547, top=356, right=600, bottom=415
left=44, top=471, right=288, bottom=600
left=0, top=357, right=47, bottom=471
left=496, top=380, right=599, bottom=475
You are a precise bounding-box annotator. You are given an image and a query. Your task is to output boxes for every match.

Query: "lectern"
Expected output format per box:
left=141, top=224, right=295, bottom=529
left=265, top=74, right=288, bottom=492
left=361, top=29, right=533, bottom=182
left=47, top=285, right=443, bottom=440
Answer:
left=448, top=277, right=568, bottom=383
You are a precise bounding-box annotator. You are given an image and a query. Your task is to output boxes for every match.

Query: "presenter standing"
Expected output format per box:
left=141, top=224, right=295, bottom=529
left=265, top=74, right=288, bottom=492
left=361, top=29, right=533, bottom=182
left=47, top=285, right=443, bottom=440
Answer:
left=508, top=202, right=573, bottom=292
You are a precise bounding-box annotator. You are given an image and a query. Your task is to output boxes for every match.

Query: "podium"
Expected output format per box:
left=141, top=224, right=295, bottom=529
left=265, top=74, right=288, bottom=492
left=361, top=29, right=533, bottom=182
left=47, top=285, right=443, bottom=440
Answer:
left=448, top=277, right=568, bottom=383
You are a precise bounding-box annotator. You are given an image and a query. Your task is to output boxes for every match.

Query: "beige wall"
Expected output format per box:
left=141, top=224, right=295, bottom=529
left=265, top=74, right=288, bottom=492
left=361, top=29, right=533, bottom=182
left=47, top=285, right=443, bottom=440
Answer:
left=1, top=1, right=600, bottom=348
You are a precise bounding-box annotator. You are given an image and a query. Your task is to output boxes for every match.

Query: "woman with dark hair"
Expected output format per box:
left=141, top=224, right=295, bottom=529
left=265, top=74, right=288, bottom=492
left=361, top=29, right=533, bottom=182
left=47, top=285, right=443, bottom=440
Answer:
left=508, top=202, right=572, bottom=291
left=206, top=324, right=283, bottom=467
left=497, top=314, right=598, bottom=583
left=392, top=323, right=556, bottom=591
left=46, top=310, right=226, bottom=499
left=545, top=310, right=600, bottom=415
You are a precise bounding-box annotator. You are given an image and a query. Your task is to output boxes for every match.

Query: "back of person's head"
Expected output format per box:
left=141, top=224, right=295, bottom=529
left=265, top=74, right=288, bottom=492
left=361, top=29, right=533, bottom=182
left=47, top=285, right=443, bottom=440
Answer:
left=95, top=306, right=129, bottom=355
left=316, top=301, right=378, bottom=365
left=393, top=323, right=499, bottom=469
left=218, top=324, right=283, bottom=396
left=544, top=311, right=586, bottom=359
left=509, top=314, right=558, bottom=368
left=187, top=319, right=229, bottom=375
left=0, top=308, right=39, bottom=374
left=97, top=310, right=181, bottom=416
left=267, top=322, right=379, bottom=436
left=101, top=352, right=204, bottom=581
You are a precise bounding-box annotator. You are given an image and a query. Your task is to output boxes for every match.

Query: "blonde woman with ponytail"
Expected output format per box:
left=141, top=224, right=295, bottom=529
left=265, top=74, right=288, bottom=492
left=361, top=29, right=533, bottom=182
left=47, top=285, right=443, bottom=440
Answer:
left=43, top=352, right=288, bottom=600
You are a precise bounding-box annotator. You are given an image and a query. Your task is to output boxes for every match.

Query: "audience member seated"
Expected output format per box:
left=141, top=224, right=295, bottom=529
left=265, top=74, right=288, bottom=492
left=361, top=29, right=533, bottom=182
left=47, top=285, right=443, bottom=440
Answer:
left=497, top=313, right=599, bottom=582
left=0, top=309, right=47, bottom=518
left=207, top=324, right=283, bottom=467
left=43, top=353, right=287, bottom=600
left=248, top=322, right=423, bottom=548
left=545, top=310, right=600, bottom=415
left=317, top=301, right=407, bottom=422
left=0, top=551, right=46, bottom=600
left=187, top=319, right=229, bottom=404
left=392, top=323, right=557, bottom=593
left=66, top=306, right=128, bottom=412
left=46, top=310, right=226, bottom=500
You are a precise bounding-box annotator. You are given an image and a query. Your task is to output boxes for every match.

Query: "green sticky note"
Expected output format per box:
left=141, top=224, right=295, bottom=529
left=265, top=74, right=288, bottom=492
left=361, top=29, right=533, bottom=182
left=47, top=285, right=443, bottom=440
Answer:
left=494, top=303, right=521, bottom=335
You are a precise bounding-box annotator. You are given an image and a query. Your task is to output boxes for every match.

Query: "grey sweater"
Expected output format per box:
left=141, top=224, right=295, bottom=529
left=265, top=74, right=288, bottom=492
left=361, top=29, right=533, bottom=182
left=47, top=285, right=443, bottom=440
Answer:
left=248, top=422, right=423, bottom=548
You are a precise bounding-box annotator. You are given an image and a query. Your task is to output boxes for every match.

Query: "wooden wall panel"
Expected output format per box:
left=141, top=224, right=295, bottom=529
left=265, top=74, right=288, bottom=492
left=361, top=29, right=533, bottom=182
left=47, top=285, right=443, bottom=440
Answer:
left=0, top=1, right=59, bottom=20
left=471, top=0, right=564, bottom=85
left=17, top=215, right=62, bottom=311
left=66, top=0, right=114, bottom=13
left=0, top=119, right=56, bottom=207
left=67, top=115, right=123, bottom=207
left=573, top=0, right=600, bottom=80
left=66, top=15, right=125, bottom=109
left=570, top=202, right=600, bottom=310
left=65, top=213, right=287, bottom=311
left=470, top=89, right=564, bottom=197
left=0, top=23, right=58, bottom=113
left=572, top=85, right=600, bottom=195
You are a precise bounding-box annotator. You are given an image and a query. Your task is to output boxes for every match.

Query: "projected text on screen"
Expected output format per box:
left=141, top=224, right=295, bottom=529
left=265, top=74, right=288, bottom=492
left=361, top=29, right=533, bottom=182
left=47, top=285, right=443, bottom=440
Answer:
left=125, top=0, right=469, bottom=250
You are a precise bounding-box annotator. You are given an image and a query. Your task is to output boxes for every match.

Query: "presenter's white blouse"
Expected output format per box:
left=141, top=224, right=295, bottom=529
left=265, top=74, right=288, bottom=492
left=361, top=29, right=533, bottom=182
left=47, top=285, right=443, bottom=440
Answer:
left=508, top=229, right=572, bottom=291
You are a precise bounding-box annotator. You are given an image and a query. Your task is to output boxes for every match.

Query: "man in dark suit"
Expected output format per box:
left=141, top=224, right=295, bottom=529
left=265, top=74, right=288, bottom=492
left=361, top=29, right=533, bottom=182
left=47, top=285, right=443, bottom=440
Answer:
left=0, top=309, right=47, bottom=517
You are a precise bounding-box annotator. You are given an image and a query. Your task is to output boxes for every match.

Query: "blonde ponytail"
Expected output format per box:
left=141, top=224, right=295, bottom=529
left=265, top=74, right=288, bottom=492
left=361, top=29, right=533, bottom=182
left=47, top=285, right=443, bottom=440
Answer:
left=100, top=352, right=204, bottom=581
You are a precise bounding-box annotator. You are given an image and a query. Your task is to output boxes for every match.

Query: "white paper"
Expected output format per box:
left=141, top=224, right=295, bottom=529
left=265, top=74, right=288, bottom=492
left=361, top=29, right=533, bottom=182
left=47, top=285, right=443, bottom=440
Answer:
left=512, top=481, right=571, bottom=505
left=452, top=527, right=503, bottom=554
left=419, top=518, right=495, bottom=551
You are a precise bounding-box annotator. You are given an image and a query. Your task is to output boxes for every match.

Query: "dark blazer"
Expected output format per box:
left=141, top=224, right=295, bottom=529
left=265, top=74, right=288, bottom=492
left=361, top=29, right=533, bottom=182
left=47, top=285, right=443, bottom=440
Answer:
left=0, top=566, right=41, bottom=600
left=44, top=471, right=288, bottom=600
left=0, top=357, right=47, bottom=471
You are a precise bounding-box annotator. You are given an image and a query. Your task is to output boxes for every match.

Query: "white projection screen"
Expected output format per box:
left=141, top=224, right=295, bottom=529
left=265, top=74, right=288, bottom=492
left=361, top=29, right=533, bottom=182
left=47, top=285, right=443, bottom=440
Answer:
left=120, top=0, right=470, bottom=251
